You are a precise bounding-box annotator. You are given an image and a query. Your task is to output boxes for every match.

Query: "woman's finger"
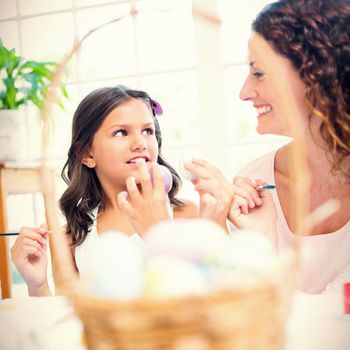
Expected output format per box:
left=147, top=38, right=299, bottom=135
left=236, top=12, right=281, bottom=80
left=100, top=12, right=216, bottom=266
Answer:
left=234, top=195, right=250, bottom=215
left=233, top=177, right=262, bottom=206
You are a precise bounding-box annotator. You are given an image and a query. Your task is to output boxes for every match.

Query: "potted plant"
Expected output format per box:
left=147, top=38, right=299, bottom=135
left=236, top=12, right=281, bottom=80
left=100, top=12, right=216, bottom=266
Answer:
left=0, top=39, right=68, bottom=161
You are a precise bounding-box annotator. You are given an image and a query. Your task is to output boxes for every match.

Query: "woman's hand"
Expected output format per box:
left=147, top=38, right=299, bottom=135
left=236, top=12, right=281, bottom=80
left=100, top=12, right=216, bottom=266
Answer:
left=11, top=224, right=51, bottom=296
left=117, top=162, right=172, bottom=235
left=229, top=176, right=277, bottom=243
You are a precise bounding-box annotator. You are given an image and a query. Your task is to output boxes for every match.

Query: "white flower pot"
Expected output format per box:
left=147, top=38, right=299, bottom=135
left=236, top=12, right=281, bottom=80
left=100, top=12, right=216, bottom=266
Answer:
left=0, top=109, right=27, bottom=161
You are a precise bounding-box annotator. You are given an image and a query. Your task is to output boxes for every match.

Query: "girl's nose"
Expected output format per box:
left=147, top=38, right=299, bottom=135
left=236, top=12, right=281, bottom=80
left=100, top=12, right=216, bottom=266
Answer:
left=131, top=135, right=146, bottom=152
left=239, top=77, right=258, bottom=101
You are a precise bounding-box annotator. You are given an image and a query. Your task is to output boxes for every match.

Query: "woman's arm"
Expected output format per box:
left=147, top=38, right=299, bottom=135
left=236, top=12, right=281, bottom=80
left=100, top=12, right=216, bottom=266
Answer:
left=229, top=177, right=277, bottom=245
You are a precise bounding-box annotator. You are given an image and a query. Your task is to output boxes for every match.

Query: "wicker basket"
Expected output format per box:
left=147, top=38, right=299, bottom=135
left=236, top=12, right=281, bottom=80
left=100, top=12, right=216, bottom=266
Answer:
left=70, top=272, right=293, bottom=350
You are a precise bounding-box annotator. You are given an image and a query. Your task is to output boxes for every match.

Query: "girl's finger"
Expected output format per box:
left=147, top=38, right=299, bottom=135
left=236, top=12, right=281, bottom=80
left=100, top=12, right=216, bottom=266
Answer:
left=22, top=245, right=44, bottom=257
left=185, top=160, right=228, bottom=188
left=194, top=180, right=233, bottom=206
left=125, top=176, right=142, bottom=203
left=22, top=237, right=45, bottom=249
left=17, top=229, right=47, bottom=246
left=183, top=162, right=211, bottom=181
left=137, top=160, right=153, bottom=196
left=200, top=193, right=218, bottom=219
left=149, top=163, right=165, bottom=194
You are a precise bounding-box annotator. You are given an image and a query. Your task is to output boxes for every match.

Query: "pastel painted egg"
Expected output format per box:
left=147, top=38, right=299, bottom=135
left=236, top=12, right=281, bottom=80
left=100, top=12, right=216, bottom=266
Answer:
left=145, top=255, right=209, bottom=298
left=226, top=229, right=276, bottom=271
left=149, top=165, right=173, bottom=193
left=144, top=219, right=230, bottom=263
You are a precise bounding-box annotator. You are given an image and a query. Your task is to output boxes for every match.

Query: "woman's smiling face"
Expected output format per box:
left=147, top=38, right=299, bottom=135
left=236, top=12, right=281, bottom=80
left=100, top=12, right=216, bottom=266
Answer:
left=239, top=32, right=310, bottom=137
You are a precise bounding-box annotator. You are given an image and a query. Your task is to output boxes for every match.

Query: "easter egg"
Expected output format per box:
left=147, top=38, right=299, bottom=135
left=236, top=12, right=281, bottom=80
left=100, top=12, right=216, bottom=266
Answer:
left=144, top=218, right=230, bottom=263
left=145, top=255, right=209, bottom=298
left=149, top=165, right=173, bottom=193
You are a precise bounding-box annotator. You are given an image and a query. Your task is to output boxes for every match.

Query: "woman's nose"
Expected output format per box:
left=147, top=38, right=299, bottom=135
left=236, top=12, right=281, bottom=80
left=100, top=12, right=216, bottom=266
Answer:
left=239, top=77, right=257, bottom=101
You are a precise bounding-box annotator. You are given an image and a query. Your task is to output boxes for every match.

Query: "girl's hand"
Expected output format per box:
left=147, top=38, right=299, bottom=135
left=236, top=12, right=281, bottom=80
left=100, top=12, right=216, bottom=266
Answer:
left=11, top=224, right=51, bottom=296
left=183, top=158, right=235, bottom=229
left=229, top=176, right=277, bottom=243
left=117, top=162, right=172, bottom=235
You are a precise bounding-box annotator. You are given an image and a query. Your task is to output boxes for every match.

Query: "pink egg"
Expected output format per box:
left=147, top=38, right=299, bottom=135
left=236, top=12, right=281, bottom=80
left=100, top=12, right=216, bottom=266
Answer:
left=149, top=165, right=173, bottom=193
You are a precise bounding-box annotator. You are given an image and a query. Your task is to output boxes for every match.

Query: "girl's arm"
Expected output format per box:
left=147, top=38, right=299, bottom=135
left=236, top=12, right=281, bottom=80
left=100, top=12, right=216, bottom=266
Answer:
left=11, top=225, right=52, bottom=296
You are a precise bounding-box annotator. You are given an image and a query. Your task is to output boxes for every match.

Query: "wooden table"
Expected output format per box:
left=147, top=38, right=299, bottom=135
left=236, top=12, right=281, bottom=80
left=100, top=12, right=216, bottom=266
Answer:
left=0, top=162, right=59, bottom=299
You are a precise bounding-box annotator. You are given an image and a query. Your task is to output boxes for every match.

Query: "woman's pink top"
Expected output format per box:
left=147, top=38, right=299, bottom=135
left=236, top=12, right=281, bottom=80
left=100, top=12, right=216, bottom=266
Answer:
left=237, top=149, right=350, bottom=294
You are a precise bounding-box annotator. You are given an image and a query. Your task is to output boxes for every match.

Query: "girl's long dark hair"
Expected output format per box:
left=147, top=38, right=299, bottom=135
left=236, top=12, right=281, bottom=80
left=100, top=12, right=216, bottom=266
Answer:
left=253, top=0, right=350, bottom=177
left=59, top=85, right=184, bottom=246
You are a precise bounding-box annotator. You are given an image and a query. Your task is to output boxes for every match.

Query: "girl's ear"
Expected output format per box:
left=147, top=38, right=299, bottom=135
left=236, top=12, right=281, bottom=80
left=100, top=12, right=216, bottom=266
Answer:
left=81, top=153, right=96, bottom=168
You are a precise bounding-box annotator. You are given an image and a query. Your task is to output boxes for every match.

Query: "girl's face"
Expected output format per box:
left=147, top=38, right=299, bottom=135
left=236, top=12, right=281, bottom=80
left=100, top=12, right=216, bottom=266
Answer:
left=239, top=32, right=310, bottom=136
left=83, top=98, right=159, bottom=190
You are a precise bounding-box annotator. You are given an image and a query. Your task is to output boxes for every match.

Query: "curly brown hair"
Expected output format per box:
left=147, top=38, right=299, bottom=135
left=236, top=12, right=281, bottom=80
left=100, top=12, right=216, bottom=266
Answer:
left=252, top=0, right=350, bottom=177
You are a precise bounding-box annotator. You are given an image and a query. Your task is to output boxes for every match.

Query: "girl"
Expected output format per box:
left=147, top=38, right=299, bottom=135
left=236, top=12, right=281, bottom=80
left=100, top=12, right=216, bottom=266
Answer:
left=11, top=85, right=198, bottom=296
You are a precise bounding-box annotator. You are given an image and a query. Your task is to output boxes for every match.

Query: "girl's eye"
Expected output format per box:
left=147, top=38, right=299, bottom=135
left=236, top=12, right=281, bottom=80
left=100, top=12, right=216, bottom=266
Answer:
left=253, top=71, right=264, bottom=78
left=113, top=129, right=127, bottom=137
left=143, top=128, right=154, bottom=135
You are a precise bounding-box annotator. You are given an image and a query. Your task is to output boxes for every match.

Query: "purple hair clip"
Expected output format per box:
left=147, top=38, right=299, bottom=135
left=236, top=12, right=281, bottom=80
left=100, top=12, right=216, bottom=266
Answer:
left=150, top=99, right=163, bottom=116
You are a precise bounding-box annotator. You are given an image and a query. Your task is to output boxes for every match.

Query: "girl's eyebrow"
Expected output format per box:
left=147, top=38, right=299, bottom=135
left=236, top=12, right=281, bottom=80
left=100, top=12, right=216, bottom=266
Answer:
left=107, top=122, right=154, bottom=130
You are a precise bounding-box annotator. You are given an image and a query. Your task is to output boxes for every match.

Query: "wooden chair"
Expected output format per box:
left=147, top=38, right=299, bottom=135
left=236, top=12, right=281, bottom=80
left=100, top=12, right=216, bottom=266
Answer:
left=0, top=162, right=58, bottom=299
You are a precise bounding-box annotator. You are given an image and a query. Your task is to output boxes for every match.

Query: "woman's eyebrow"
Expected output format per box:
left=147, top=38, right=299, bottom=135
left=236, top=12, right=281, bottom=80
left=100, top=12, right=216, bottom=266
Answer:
left=249, top=61, right=257, bottom=68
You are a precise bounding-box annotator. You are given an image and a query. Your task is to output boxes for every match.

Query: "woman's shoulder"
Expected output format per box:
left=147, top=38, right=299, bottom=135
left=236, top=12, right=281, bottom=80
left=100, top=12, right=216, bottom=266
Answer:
left=173, top=200, right=198, bottom=219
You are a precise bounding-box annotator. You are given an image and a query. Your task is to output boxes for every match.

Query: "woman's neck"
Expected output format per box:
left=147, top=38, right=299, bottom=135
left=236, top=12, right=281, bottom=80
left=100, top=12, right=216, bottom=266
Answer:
left=277, top=140, right=338, bottom=182
left=275, top=140, right=350, bottom=235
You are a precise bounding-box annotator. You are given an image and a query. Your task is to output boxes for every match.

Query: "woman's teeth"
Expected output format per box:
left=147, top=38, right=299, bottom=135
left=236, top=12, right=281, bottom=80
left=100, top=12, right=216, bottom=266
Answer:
left=257, top=105, right=272, bottom=115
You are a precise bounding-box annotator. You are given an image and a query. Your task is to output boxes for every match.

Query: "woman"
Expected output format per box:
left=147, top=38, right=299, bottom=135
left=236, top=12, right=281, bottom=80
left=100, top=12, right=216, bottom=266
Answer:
left=185, top=0, right=350, bottom=293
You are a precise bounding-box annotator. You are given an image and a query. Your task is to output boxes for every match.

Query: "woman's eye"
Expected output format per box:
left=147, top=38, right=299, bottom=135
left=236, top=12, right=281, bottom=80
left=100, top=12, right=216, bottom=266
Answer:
left=253, top=71, right=264, bottom=78
left=143, top=128, right=154, bottom=135
left=113, top=129, right=127, bottom=137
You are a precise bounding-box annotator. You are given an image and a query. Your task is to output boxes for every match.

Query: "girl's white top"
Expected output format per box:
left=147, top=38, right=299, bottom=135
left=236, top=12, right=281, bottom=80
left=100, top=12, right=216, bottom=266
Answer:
left=74, top=207, right=144, bottom=280
left=236, top=148, right=350, bottom=294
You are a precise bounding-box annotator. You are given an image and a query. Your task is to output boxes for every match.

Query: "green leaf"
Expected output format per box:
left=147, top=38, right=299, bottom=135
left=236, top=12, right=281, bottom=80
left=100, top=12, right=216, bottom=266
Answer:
left=0, top=40, right=69, bottom=112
